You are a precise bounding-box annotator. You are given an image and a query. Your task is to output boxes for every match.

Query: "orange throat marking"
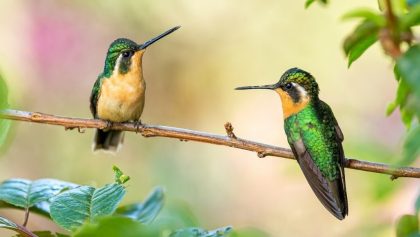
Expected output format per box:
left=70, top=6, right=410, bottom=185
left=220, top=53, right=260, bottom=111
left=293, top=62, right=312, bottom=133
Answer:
left=275, top=88, right=309, bottom=119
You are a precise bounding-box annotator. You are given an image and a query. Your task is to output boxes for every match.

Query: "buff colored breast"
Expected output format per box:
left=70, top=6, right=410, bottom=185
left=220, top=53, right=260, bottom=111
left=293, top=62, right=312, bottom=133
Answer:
left=97, top=51, right=146, bottom=122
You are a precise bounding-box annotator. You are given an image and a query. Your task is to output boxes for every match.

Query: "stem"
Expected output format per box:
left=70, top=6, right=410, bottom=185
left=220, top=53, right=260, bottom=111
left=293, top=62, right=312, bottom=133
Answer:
left=380, top=0, right=402, bottom=59
left=0, top=109, right=419, bottom=179
left=16, top=224, right=37, bottom=237
left=22, top=207, right=29, bottom=227
left=0, top=215, right=37, bottom=237
left=385, top=0, right=397, bottom=33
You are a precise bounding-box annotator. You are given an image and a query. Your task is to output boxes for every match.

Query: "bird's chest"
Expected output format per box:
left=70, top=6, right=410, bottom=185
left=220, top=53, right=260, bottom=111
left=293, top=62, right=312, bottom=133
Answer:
left=97, top=73, right=145, bottom=122
left=284, top=107, right=321, bottom=143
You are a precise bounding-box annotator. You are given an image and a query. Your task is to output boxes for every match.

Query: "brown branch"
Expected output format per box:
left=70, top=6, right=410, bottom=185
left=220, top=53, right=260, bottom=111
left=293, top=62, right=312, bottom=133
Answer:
left=1, top=109, right=419, bottom=179
left=380, top=0, right=402, bottom=59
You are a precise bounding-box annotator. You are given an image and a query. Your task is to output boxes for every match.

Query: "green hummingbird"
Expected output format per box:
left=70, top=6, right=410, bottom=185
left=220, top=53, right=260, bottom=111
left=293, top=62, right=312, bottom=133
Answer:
left=236, top=68, right=348, bottom=220
left=90, top=26, right=180, bottom=151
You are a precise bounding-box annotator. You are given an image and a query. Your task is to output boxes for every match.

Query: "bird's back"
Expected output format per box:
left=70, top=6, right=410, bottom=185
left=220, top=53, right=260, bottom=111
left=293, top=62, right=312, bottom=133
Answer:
left=284, top=100, right=348, bottom=219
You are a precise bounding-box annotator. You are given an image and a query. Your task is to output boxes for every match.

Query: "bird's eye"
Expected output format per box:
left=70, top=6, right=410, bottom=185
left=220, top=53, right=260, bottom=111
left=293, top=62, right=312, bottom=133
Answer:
left=122, top=51, right=133, bottom=58
left=284, top=83, right=293, bottom=90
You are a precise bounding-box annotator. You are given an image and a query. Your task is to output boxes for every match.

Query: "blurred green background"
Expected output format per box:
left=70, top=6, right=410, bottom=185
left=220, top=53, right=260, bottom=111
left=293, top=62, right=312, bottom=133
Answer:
left=0, top=0, right=418, bottom=236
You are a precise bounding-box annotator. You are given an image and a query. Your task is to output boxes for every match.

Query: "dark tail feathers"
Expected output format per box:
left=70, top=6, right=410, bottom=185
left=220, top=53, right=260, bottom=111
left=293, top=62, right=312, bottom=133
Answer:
left=93, top=129, right=124, bottom=152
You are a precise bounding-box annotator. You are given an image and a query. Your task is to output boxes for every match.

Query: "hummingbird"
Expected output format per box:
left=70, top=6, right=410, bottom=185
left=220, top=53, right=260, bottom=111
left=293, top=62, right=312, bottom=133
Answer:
left=90, top=26, right=180, bottom=151
left=236, top=68, right=348, bottom=220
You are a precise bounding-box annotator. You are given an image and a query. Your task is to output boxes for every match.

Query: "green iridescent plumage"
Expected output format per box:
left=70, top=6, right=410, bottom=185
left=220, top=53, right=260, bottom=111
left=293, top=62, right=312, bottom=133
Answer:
left=285, top=101, right=341, bottom=181
left=236, top=67, right=348, bottom=220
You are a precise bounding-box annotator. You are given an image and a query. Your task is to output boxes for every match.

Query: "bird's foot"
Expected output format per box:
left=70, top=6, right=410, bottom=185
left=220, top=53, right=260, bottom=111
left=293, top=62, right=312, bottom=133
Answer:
left=104, top=120, right=113, bottom=131
left=134, top=120, right=143, bottom=133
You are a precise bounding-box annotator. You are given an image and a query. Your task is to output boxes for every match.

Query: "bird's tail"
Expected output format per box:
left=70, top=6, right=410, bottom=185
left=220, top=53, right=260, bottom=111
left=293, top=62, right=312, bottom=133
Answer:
left=93, top=129, right=124, bottom=152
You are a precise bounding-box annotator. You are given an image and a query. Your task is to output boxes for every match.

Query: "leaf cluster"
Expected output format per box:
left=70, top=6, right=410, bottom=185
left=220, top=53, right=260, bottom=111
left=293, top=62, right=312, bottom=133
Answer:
left=340, top=1, right=420, bottom=164
left=0, top=167, right=268, bottom=237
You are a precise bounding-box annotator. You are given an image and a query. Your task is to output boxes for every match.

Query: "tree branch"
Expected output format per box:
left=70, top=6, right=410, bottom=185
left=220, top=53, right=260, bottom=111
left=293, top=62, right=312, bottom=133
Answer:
left=379, top=0, right=402, bottom=59
left=1, top=109, right=419, bottom=179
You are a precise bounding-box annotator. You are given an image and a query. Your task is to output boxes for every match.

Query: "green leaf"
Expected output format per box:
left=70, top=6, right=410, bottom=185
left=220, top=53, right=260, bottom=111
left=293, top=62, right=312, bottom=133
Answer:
left=305, top=0, right=327, bottom=8
left=400, top=4, right=420, bottom=29
left=342, top=8, right=385, bottom=26
left=395, top=63, right=402, bottom=81
left=401, top=108, right=415, bottom=128
left=170, top=226, right=233, bottom=237
left=0, top=178, right=77, bottom=209
left=116, top=187, right=164, bottom=224
left=387, top=78, right=411, bottom=116
left=343, top=20, right=379, bottom=67
left=347, top=34, right=377, bottom=67
left=386, top=101, right=399, bottom=116
left=154, top=200, right=200, bottom=231
left=344, top=20, right=380, bottom=54
left=0, top=216, right=35, bottom=237
left=396, top=215, right=419, bottom=237
left=407, top=0, right=420, bottom=8
left=112, top=165, right=130, bottom=184
left=0, top=216, right=18, bottom=230
left=73, top=216, right=158, bottom=237
left=397, top=45, right=420, bottom=99
left=402, top=125, right=420, bottom=165
left=50, top=183, right=126, bottom=231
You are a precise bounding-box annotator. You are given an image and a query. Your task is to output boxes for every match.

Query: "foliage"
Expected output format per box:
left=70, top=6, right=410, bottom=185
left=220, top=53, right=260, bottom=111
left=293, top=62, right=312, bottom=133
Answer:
left=396, top=215, right=419, bottom=237
left=0, top=216, right=19, bottom=232
left=115, top=186, right=164, bottom=224
left=340, top=0, right=420, bottom=165
left=0, top=179, right=77, bottom=210
left=0, top=167, right=260, bottom=237
left=298, top=0, right=420, bottom=167
left=50, top=184, right=126, bottom=231
left=0, top=1, right=418, bottom=236
left=170, top=226, right=233, bottom=237
left=305, top=0, right=328, bottom=8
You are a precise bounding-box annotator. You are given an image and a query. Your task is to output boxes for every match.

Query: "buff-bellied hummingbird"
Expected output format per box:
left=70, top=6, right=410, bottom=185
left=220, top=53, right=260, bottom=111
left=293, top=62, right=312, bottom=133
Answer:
left=90, top=26, right=180, bottom=151
left=236, top=68, right=348, bottom=220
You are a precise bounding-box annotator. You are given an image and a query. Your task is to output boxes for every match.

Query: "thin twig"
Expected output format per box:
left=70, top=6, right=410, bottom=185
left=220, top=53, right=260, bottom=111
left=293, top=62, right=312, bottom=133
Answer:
left=224, top=122, right=237, bottom=139
left=0, top=109, right=419, bottom=179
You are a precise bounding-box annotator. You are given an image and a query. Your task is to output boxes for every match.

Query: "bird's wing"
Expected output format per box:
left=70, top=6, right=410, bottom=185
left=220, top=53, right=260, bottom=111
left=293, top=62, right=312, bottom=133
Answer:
left=319, top=100, right=348, bottom=216
left=90, top=77, right=103, bottom=118
left=290, top=139, right=347, bottom=220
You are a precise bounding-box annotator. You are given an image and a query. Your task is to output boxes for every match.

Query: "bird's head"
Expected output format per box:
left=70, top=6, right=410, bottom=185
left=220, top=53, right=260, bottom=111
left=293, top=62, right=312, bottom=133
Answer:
left=103, top=26, right=180, bottom=77
left=236, top=68, right=319, bottom=118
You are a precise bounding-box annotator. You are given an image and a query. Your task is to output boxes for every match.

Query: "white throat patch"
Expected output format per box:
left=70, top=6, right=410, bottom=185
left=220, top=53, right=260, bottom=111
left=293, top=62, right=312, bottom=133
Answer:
left=112, top=54, right=123, bottom=75
left=292, top=82, right=309, bottom=101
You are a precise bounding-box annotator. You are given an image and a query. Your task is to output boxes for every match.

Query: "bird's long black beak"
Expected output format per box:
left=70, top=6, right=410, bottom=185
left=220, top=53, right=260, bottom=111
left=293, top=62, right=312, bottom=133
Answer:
left=138, top=26, right=181, bottom=50
left=235, top=84, right=277, bottom=90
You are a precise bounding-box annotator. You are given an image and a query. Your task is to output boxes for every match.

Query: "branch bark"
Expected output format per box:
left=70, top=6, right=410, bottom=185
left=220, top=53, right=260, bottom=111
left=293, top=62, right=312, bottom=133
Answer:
left=1, top=109, right=419, bottom=179
left=379, top=0, right=402, bottom=59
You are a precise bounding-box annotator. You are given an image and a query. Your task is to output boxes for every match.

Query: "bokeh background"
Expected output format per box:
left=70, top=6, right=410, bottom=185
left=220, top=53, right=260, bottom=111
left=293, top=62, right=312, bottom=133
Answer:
left=0, top=0, right=418, bottom=236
